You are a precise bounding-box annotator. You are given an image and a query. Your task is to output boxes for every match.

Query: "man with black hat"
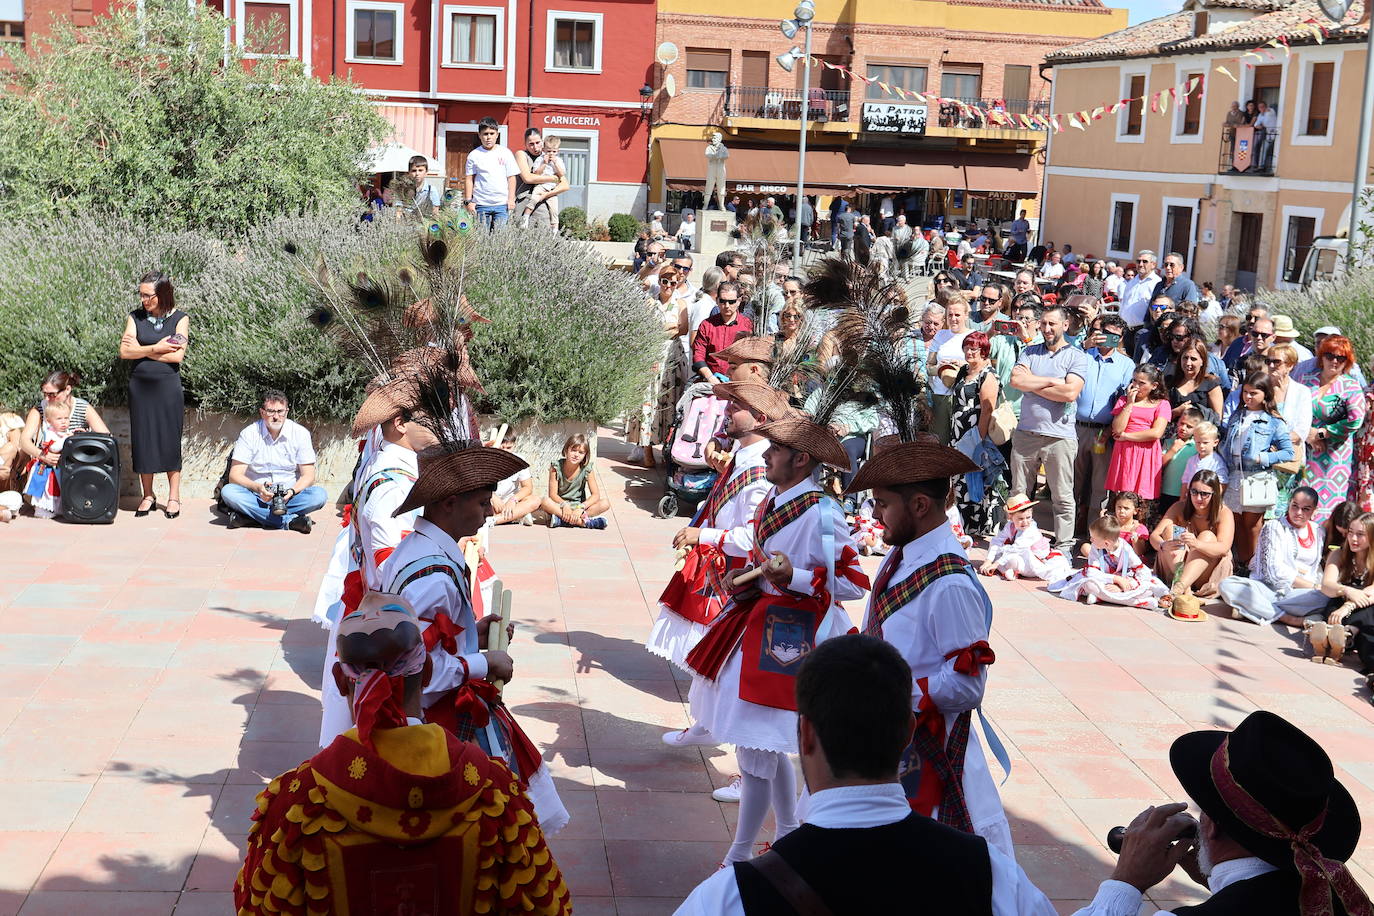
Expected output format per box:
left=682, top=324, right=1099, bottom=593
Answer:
left=676, top=635, right=1055, bottom=914
left=684, top=413, right=869, bottom=868
left=1072, top=710, right=1371, bottom=916
left=655, top=382, right=790, bottom=756
left=236, top=591, right=572, bottom=916
left=844, top=438, right=1015, bottom=857
left=375, top=438, right=570, bottom=835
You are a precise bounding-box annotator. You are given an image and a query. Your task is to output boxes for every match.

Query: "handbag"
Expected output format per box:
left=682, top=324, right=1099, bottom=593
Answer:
left=1273, top=440, right=1305, bottom=476
left=989, top=399, right=1016, bottom=447
left=1241, top=471, right=1278, bottom=509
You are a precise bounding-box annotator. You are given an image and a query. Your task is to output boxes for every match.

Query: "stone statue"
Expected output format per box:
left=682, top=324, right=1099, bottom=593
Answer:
left=703, top=131, right=729, bottom=211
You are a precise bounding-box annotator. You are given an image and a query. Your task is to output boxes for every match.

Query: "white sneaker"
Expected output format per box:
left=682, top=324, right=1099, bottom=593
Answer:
left=520, top=513, right=534, bottom=526
left=712, top=775, right=742, bottom=803
left=662, top=727, right=716, bottom=748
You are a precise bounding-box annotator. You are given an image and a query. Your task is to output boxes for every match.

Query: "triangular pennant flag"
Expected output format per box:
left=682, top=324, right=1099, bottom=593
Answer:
left=1068, top=114, right=1085, bottom=130
left=879, top=80, right=891, bottom=95
left=1187, top=76, right=1201, bottom=94
left=1091, top=106, right=1105, bottom=120
left=1150, top=92, right=1159, bottom=113
left=1018, top=113, right=1032, bottom=128
left=1160, top=91, right=1169, bottom=114
left=1215, top=64, right=1237, bottom=82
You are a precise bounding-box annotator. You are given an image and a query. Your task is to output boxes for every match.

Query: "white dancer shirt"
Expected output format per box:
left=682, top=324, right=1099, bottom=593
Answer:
left=1070, top=858, right=1277, bottom=916
left=694, top=479, right=865, bottom=756
left=675, top=783, right=1056, bottom=915
left=866, top=524, right=1014, bottom=857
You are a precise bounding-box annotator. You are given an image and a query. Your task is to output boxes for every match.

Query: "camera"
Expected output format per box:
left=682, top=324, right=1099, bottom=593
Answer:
left=1107, top=820, right=1197, bottom=854
left=269, top=484, right=291, bottom=517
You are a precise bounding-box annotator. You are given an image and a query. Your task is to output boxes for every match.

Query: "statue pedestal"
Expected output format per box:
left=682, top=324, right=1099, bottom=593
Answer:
left=696, top=209, right=735, bottom=264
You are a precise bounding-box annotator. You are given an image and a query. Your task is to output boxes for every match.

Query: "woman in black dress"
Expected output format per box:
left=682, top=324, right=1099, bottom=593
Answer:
left=119, top=271, right=189, bottom=518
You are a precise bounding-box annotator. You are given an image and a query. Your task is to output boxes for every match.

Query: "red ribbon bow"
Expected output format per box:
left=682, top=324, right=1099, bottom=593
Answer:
left=1209, top=739, right=1374, bottom=916
left=452, top=678, right=500, bottom=730
left=351, top=670, right=408, bottom=750
left=945, top=641, right=996, bottom=676
left=421, top=613, right=463, bottom=656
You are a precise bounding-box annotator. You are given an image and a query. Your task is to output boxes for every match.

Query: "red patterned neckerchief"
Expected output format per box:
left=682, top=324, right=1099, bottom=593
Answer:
left=751, top=490, right=824, bottom=561
left=1209, top=739, right=1374, bottom=916
left=699, top=466, right=767, bottom=526
left=864, top=552, right=972, bottom=637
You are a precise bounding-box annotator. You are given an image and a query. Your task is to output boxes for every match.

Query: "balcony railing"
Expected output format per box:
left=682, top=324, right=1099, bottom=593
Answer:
left=723, top=86, right=852, bottom=123
left=1218, top=128, right=1277, bottom=176
left=935, top=98, right=1050, bottom=129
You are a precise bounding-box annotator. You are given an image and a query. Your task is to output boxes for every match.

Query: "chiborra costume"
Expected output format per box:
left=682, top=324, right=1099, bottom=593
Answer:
left=846, top=440, right=1015, bottom=858
left=237, top=592, right=571, bottom=916
left=1051, top=539, right=1168, bottom=608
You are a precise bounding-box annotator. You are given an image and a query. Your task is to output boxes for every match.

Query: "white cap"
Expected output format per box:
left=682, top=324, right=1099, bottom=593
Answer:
left=653, top=210, right=664, bottom=217
left=1314, top=325, right=1341, bottom=338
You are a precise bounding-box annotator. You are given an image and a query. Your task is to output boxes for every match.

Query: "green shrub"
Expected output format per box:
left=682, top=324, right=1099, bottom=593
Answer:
left=560, top=207, right=589, bottom=240
left=607, top=213, right=642, bottom=243
left=1258, top=269, right=1374, bottom=371
left=0, top=214, right=663, bottom=426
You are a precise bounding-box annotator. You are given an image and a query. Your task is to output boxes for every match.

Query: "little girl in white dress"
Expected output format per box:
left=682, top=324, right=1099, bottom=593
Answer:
left=979, top=494, right=1071, bottom=582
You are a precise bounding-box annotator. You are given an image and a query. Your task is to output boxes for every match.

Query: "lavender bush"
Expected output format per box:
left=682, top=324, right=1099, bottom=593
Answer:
left=0, top=214, right=661, bottom=425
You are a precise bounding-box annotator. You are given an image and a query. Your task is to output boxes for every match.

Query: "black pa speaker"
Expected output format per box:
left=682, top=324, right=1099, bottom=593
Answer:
left=58, top=433, right=120, bottom=524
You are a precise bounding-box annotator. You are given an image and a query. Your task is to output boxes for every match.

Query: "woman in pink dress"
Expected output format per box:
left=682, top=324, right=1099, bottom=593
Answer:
left=1106, top=364, right=1171, bottom=502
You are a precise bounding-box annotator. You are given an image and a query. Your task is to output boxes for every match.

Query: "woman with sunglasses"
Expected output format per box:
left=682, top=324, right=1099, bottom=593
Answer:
left=1263, top=343, right=1312, bottom=514
left=17, top=370, right=110, bottom=487
left=1149, top=469, right=1235, bottom=618
left=1296, top=334, right=1367, bottom=521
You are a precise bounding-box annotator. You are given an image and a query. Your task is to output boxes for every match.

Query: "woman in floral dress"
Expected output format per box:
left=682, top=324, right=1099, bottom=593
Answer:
left=950, top=331, right=1005, bottom=536
left=1296, top=335, right=1366, bottom=521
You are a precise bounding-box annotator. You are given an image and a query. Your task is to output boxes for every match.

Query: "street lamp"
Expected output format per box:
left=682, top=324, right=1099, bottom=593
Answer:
left=639, top=84, right=654, bottom=120
left=779, top=0, right=815, bottom=273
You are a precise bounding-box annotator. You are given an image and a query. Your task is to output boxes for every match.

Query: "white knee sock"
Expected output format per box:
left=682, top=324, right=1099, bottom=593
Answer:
left=771, top=758, right=799, bottom=840
left=724, top=773, right=771, bottom=864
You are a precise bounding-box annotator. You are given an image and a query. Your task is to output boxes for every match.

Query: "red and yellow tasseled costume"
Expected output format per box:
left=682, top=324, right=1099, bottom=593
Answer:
left=234, top=721, right=571, bottom=916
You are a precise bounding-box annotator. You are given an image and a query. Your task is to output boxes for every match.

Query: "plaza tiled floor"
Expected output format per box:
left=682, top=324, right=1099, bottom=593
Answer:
left=1, top=430, right=1372, bottom=914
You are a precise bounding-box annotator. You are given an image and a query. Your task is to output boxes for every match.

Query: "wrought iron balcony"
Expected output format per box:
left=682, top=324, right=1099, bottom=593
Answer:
left=722, top=86, right=852, bottom=123
left=1218, top=127, right=1277, bottom=176
left=935, top=98, right=1049, bottom=130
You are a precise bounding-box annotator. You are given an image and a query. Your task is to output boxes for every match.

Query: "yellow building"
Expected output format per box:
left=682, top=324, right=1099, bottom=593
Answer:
left=1043, top=0, right=1366, bottom=291
left=649, top=0, right=1127, bottom=230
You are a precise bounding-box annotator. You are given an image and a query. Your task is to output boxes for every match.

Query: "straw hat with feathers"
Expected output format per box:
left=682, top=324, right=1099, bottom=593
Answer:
left=712, top=381, right=795, bottom=423
left=393, top=442, right=528, bottom=516
left=717, top=337, right=774, bottom=368
left=756, top=416, right=851, bottom=470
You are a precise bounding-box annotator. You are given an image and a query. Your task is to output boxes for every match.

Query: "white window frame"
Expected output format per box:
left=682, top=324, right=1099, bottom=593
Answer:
left=1290, top=48, right=1342, bottom=147
left=1106, top=191, right=1140, bottom=260
left=544, top=9, right=602, bottom=74
left=1236, top=56, right=1289, bottom=117
left=1157, top=197, right=1200, bottom=271
left=441, top=5, right=503, bottom=70
left=535, top=125, right=599, bottom=183
left=1170, top=63, right=1207, bottom=145
left=1274, top=205, right=1324, bottom=290
left=346, top=0, right=404, bottom=66
left=1116, top=68, right=1147, bottom=144
left=236, top=0, right=299, bottom=60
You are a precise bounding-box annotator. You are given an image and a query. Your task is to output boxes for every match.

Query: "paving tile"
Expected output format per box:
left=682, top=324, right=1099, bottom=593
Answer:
left=38, top=832, right=201, bottom=892
left=183, top=832, right=246, bottom=892
left=16, top=891, right=178, bottom=915
left=596, top=791, right=729, bottom=842
left=545, top=837, right=612, bottom=897
left=0, top=832, right=63, bottom=894
left=0, top=782, right=94, bottom=833
left=604, top=839, right=723, bottom=898
left=71, top=779, right=221, bottom=834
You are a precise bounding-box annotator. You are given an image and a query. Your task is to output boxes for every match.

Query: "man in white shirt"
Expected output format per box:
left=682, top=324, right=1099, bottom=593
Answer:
left=463, top=117, right=518, bottom=230
left=676, top=634, right=1055, bottom=915
left=1103, top=261, right=1125, bottom=299
left=1119, top=250, right=1162, bottom=353
left=1253, top=100, right=1278, bottom=171
left=1039, top=250, right=1065, bottom=281
left=221, top=390, right=327, bottom=533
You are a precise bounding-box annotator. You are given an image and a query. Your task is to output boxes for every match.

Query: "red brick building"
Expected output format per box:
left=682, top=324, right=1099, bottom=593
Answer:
left=649, top=0, right=1127, bottom=229
left=4, top=0, right=655, bottom=218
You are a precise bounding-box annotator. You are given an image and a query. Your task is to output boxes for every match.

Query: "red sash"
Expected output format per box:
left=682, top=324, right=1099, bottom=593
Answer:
left=425, top=680, right=543, bottom=787
left=737, top=592, right=826, bottom=710
left=658, top=545, right=745, bottom=626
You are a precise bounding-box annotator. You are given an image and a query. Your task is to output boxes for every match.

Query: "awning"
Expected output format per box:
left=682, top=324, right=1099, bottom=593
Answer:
left=363, top=142, right=440, bottom=175
left=658, top=139, right=1036, bottom=197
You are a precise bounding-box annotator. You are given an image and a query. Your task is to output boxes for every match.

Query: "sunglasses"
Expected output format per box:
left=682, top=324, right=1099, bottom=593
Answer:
left=1171, top=334, right=1191, bottom=341
left=1322, top=353, right=1345, bottom=361
left=1188, top=489, right=1214, bottom=499
left=673, top=263, right=692, bottom=272
left=718, top=298, right=740, bottom=305
left=1264, top=358, right=1284, bottom=367
left=1251, top=331, right=1274, bottom=340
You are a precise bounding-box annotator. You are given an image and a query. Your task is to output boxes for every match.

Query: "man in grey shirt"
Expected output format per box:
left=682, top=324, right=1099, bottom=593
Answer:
left=835, top=206, right=858, bottom=257
left=1009, top=305, right=1088, bottom=551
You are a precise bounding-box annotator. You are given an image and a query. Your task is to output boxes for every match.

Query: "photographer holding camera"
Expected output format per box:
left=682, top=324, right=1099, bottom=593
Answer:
left=221, top=390, right=328, bottom=533
left=1075, top=711, right=1369, bottom=916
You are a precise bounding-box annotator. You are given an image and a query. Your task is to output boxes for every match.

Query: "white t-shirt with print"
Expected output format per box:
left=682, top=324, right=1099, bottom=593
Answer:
left=465, top=145, right=518, bottom=207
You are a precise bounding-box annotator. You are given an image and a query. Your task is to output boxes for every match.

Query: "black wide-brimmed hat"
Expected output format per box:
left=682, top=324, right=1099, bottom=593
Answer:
left=1170, top=711, right=1367, bottom=913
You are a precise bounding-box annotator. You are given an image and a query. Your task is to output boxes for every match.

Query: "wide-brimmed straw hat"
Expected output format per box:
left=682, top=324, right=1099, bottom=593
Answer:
left=1271, top=315, right=1301, bottom=341
left=393, top=444, right=528, bottom=516
left=1170, top=711, right=1364, bottom=900
left=844, top=440, right=978, bottom=494
left=717, top=337, right=775, bottom=367
left=351, top=377, right=413, bottom=438
left=712, top=382, right=794, bottom=423
left=755, top=417, right=850, bottom=470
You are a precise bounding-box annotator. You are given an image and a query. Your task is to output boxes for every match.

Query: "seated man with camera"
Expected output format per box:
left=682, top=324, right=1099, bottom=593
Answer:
left=221, top=390, right=328, bottom=533
left=1077, top=710, right=1369, bottom=916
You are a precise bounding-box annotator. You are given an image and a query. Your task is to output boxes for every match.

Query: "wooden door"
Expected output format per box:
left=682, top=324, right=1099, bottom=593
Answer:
left=445, top=130, right=476, bottom=191
left=1235, top=211, right=1263, bottom=291
left=1165, top=205, right=1194, bottom=268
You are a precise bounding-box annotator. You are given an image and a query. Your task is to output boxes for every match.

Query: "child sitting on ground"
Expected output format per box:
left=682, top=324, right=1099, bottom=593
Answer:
left=850, top=496, right=886, bottom=556
left=946, top=490, right=973, bottom=550
left=542, top=433, right=609, bottom=529
left=979, top=493, right=1070, bottom=582
left=1159, top=406, right=1204, bottom=515
left=24, top=399, right=71, bottom=519
left=491, top=431, right=540, bottom=526
left=1052, top=515, right=1168, bottom=607
left=1183, top=421, right=1228, bottom=493
left=520, top=135, right=565, bottom=229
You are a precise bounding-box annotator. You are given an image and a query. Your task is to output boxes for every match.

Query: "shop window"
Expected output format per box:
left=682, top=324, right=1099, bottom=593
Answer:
left=1110, top=199, right=1134, bottom=254
left=1304, top=62, right=1334, bottom=136
left=445, top=9, right=500, bottom=68
left=866, top=63, right=926, bottom=101
left=686, top=48, right=729, bottom=90
left=348, top=1, right=403, bottom=63
left=939, top=65, right=981, bottom=102
left=241, top=0, right=294, bottom=57
left=547, top=11, right=601, bottom=72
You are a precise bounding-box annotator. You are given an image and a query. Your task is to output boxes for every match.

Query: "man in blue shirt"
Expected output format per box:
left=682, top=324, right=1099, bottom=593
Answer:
left=1071, top=315, right=1134, bottom=543
left=1154, top=252, right=1199, bottom=307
